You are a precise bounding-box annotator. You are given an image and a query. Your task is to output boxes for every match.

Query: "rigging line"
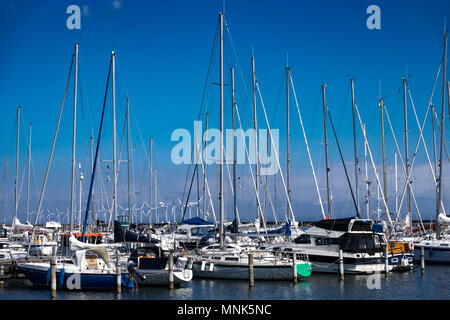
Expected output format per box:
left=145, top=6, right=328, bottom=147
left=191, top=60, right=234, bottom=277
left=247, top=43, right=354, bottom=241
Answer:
left=327, top=107, right=360, bottom=217
left=81, top=55, right=112, bottom=242
left=234, top=102, right=266, bottom=225
left=432, top=104, right=450, bottom=163
left=290, top=75, right=326, bottom=219
left=255, top=82, right=297, bottom=229
left=224, top=17, right=254, bottom=114
left=27, top=51, right=75, bottom=257
left=394, top=63, right=442, bottom=222
left=180, top=17, right=220, bottom=217
left=354, top=102, right=393, bottom=228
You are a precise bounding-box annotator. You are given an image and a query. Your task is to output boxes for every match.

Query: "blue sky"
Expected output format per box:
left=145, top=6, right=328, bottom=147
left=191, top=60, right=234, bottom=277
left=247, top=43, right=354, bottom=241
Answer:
left=0, top=0, right=449, bottom=224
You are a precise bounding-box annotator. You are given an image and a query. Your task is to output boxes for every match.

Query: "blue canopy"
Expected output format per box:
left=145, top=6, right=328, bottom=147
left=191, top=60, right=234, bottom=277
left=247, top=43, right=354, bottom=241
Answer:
left=182, top=217, right=214, bottom=226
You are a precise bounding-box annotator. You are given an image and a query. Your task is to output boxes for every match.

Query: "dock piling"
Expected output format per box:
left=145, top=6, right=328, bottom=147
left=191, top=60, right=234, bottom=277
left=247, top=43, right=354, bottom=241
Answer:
left=0, top=265, right=4, bottom=286
left=169, top=252, right=174, bottom=290
left=248, top=253, right=254, bottom=287
left=293, top=252, right=298, bottom=283
left=420, top=246, right=425, bottom=274
left=116, top=254, right=121, bottom=294
left=338, top=249, right=344, bottom=281
left=50, top=258, right=56, bottom=299
left=385, top=244, right=389, bottom=277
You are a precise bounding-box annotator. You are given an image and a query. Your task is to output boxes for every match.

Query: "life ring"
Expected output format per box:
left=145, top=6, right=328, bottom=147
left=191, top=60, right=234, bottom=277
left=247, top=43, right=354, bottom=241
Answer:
left=408, top=242, right=414, bottom=251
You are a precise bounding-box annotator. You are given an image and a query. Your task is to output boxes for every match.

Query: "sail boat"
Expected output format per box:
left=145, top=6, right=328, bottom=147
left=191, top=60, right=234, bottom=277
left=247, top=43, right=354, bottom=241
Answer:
left=414, top=31, right=450, bottom=264
left=186, top=12, right=311, bottom=281
left=19, top=45, right=134, bottom=290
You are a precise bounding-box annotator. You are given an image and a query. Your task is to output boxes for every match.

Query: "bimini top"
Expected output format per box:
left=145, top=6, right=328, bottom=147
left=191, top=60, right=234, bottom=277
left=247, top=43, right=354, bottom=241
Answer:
left=312, top=218, right=373, bottom=233
left=182, top=217, right=214, bottom=226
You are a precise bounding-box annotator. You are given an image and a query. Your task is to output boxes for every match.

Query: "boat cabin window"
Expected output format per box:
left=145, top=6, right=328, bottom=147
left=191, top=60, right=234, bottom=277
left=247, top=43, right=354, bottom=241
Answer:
left=373, top=235, right=382, bottom=249
left=0, top=254, right=5, bottom=259
left=315, top=237, right=338, bottom=246
left=358, top=235, right=375, bottom=250
left=294, top=235, right=311, bottom=244
left=440, top=243, right=449, bottom=247
left=225, top=257, right=239, bottom=262
left=344, top=234, right=359, bottom=252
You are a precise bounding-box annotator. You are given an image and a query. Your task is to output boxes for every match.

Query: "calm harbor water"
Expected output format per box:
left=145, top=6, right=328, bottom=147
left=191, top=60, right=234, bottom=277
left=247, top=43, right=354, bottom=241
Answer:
left=0, top=265, right=448, bottom=300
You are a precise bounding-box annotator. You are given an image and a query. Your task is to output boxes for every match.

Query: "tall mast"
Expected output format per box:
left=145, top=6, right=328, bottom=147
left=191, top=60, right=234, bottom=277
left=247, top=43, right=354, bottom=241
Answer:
left=126, top=97, right=132, bottom=225
left=70, top=43, right=79, bottom=233
left=431, top=104, right=438, bottom=176
left=2, top=156, right=6, bottom=225
left=363, top=123, right=370, bottom=219
left=13, top=105, right=20, bottom=225
left=219, top=12, right=224, bottom=248
left=231, top=67, right=237, bottom=230
left=321, top=84, right=332, bottom=219
left=79, top=162, right=83, bottom=229
left=252, top=55, right=260, bottom=222
left=26, top=123, right=32, bottom=223
left=112, top=50, right=118, bottom=224
left=395, top=153, right=398, bottom=218
left=437, top=32, right=448, bottom=238
left=380, top=98, right=388, bottom=224
left=203, top=113, right=209, bottom=219
left=350, top=78, right=360, bottom=217
left=90, top=135, right=95, bottom=228
left=286, top=67, right=291, bottom=216
left=154, top=168, right=157, bottom=222
left=402, top=78, right=411, bottom=234
left=149, top=137, right=153, bottom=224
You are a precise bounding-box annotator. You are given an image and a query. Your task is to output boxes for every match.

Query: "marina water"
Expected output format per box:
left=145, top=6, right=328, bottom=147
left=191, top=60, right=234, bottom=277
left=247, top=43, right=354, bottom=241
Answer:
left=0, top=265, right=447, bottom=300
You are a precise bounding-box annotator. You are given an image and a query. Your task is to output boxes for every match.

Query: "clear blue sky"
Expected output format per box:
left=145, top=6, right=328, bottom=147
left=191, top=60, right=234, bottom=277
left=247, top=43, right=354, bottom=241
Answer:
left=0, top=0, right=449, bottom=224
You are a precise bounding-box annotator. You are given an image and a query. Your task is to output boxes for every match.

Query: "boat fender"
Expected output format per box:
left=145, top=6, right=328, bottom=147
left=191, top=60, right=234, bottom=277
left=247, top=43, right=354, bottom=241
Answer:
left=209, top=263, right=214, bottom=272
left=408, top=242, right=414, bottom=252
left=201, top=261, right=206, bottom=271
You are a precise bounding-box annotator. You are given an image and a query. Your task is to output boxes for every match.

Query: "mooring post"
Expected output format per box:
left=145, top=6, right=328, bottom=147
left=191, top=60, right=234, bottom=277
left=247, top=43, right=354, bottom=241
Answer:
left=293, top=252, right=298, bottom=283
left=421, top=246, right=425, bottom=275
left=385, top=243, right=389, bottom=277
left=116, top=252, right=121, bottom=294
left=248, top=253, right=254, bottom=287
left=50, top=258, right=56, bottom=298
left=0, top=265, right=4, bottom=286
left=169, top=252, right=174, bottom=290
left=338, top=249, right=344, bottom=281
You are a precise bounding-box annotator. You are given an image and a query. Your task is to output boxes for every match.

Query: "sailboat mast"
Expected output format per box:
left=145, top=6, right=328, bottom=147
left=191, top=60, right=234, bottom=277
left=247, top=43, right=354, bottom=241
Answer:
left=219, top=12, right=224, bottom=247
left=70, top=43, right=79, bottom=233
left=90, top=135, right=95, bottom=228
left=126, top=97, right=132, bottom=225
left=149, top=137, right=153, bottom=224
left=26, top=123, right=32, bottom=223
left=380, top=98, right=388, bottom=224
left=252, top=55, right=260, bottom=222
left=112, top=51, right=118, bottom=224
left=431, top=104, right=438, bottom=176
left=363, top=123, right=370, bottom=219
left=402, top=78, right=411, bottom=234
left=350, top=79, right=360, bottom=217
left=437, top=32, right=448, bottom=238
left=321, top=84, right=332, bottom=219
left=231, top=67, right=237, bottom=229
left=13, top=105, right=20, bottom=225
left=2, top=156, right=6, bottom=225
left=286, top=67, right=291, bottom=216
left=203, top=113, right=209, bottom=219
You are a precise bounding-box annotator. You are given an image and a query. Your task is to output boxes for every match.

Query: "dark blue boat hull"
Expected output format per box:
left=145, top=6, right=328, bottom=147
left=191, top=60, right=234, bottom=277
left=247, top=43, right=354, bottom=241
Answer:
left=19, top=266, right=131, bottom=290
